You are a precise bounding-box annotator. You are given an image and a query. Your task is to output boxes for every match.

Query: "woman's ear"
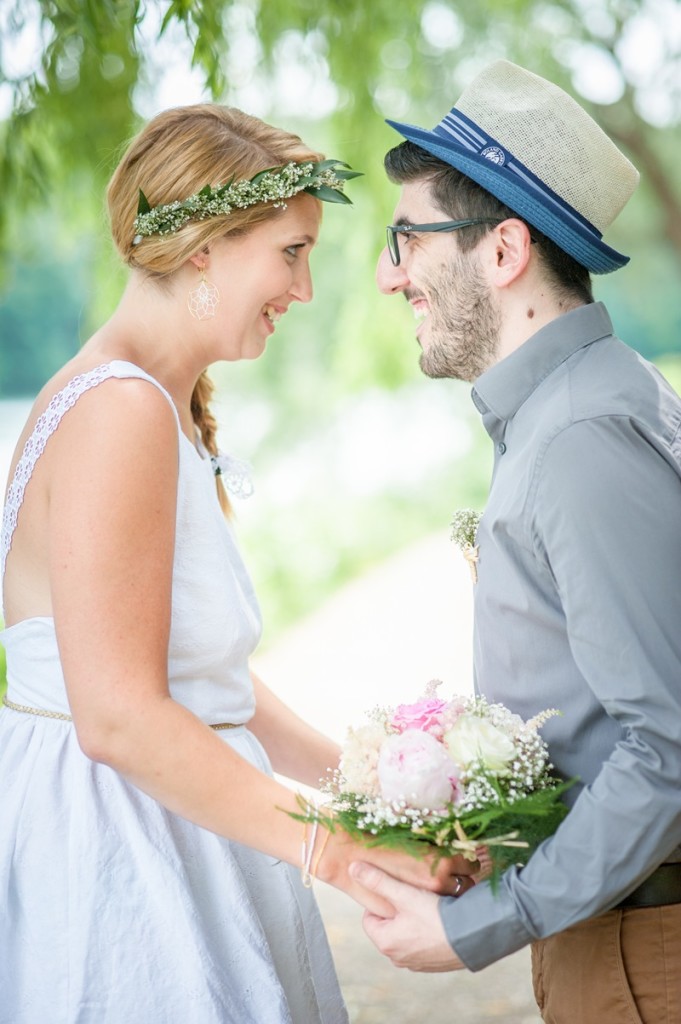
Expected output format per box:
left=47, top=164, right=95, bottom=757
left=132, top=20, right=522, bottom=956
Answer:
left=489, top=219, right=533, bottom=288
left=188, top=246, right=211, bottom=272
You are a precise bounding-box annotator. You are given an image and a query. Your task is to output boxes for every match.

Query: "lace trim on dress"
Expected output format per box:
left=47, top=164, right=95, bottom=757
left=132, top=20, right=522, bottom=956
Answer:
left=0, top=363, right=112, bottom=582
left=0, top=362, right=254, bottom=586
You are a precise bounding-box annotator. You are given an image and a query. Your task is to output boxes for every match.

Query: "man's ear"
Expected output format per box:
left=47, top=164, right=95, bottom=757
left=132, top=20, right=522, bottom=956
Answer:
left=488, top=219, right=533, bottom=288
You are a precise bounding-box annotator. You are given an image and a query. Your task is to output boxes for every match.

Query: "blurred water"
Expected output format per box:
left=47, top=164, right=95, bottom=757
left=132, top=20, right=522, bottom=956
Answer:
left=1, top=382, right=478, bottom=505
left=0, top=400, right=32, bottom=493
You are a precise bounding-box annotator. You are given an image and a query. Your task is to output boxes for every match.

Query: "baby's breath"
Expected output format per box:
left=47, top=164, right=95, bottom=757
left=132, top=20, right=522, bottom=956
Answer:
left=450, top=509, right=482, bottom=550
left=132, top=159, right=361, bottom=243
left=292, top=687, right=575, bottom=883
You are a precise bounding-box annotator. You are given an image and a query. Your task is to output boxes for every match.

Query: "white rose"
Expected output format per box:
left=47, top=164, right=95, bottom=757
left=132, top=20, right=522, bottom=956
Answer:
left=340, top=722, right=387, bottom=796
left=443, top=716, right=516, bottom=773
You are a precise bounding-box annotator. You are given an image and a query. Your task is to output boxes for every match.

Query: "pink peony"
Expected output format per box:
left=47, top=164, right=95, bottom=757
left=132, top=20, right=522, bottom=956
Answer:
left=391, top=698, right=448, bottom=735
left=377, top=729, right=458, bottom=810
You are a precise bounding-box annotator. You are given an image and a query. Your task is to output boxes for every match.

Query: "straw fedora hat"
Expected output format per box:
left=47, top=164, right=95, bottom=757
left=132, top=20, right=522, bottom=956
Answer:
left=386, top=60, right=639, bottom=273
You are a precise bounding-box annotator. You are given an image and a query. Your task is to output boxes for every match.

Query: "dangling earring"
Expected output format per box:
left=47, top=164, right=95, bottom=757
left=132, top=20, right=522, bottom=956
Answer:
left=188, top=267, right=220, bottom=321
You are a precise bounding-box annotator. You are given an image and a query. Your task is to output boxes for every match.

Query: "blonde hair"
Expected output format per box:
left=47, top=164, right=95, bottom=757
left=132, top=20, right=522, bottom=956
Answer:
left=107, top=104, right=324, bottom=514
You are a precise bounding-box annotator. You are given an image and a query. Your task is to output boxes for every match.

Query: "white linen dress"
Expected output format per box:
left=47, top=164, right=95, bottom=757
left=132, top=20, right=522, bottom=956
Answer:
left=0, top=361, right=348, bottom=1024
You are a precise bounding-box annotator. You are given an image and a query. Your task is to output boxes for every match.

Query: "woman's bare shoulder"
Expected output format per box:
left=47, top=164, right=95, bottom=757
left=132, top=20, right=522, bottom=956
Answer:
left=13, top=359, right=176, bottom=460
left=53, top=370, right=179, bottom=481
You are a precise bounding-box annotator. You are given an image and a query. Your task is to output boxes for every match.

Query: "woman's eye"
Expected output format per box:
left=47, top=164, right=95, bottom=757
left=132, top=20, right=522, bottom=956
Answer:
left=285, top=244, right=302, bottom=257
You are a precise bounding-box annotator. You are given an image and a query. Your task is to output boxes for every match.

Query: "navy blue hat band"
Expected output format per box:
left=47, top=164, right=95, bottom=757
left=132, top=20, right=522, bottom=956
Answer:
left=434, top=109, right=602, bottom=241
left=384, top=61, right=638, bottom=273
left=386, top=116, right=630, bottom=272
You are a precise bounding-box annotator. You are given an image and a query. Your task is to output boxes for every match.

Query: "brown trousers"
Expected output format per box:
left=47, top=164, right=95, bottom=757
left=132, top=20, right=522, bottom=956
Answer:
left=531, top=905, right=681, bottom=1024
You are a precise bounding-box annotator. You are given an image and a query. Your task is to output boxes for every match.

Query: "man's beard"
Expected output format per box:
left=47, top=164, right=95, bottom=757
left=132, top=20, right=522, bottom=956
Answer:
left=418, top=252, right=501, bottom=383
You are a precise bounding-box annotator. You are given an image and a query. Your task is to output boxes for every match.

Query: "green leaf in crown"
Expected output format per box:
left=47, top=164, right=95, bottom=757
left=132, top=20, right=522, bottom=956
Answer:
left=132, top=158, right=362, bottom=244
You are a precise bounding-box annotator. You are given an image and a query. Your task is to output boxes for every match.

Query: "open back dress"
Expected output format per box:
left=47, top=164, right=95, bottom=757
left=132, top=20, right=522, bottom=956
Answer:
left=0, top=361, right=347, bottom=1024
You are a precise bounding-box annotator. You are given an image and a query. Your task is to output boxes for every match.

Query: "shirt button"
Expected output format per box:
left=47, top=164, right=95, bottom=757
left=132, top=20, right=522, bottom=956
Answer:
left=497, top=442, right=507, bottom=454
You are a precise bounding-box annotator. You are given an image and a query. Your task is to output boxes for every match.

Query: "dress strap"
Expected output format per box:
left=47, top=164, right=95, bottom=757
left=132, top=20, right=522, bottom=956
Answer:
left=1, top=360, right=180, bottom=590
left=1, top=364, right=113, bottom=582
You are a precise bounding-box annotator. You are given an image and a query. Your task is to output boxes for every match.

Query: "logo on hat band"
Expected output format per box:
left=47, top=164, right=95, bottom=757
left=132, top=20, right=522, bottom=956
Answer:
left=385, top=61, right=638, bottom=272
left=480, top=146, right=506, bottom=165
left=433, top=107, right=604, bottom=244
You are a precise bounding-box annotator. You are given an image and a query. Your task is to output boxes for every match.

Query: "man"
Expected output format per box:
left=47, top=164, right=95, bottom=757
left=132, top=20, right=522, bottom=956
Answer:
left=350, top=60, right=681, bottom=1023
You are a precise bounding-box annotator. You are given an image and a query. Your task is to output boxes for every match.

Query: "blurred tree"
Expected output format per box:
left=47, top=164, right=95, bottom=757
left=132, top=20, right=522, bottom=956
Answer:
left=1, top=0, right=140, bottom=241
left=0, top=211, right=90, bottom=396
left=1, top=0, right=679, bottom=260
left=0, top=0, right=679, bottom=646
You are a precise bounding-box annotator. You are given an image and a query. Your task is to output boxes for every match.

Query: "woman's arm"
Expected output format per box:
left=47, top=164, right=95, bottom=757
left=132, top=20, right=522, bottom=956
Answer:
left=248, top=671, right=341, bottom=787
left=48, top=379, right=472, bottom=911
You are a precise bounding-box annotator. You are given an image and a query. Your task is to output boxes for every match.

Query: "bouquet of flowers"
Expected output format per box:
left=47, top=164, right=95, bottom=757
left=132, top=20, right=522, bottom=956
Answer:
left=296, top=682, right=573, bottom=883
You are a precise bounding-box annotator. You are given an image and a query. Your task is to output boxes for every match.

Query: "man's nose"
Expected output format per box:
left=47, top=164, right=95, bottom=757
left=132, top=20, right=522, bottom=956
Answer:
left=376, top=245, right=410, bottom=295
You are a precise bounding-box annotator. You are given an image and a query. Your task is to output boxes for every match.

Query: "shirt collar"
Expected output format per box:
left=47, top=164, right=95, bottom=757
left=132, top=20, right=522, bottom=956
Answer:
left=472, top=302, right=614, bottom=422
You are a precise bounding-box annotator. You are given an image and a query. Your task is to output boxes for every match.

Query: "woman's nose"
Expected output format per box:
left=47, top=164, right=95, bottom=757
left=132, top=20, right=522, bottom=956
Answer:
left=292, top=260, right=314, bottom=304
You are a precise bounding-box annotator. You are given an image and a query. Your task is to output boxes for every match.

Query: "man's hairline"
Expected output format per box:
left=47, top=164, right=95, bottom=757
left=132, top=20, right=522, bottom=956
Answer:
left=385, top=164, right=459, bottom=222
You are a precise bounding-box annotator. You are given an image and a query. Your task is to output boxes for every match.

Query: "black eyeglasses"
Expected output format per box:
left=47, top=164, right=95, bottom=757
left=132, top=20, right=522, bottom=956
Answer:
left=386, top=219, right=501, bottom=266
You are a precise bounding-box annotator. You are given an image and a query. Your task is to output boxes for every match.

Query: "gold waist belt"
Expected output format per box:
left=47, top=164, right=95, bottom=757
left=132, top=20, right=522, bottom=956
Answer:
left=2, top=695, right=240, bottom=730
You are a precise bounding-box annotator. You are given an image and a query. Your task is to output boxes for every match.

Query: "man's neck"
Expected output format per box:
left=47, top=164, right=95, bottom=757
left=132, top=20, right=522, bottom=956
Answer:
left=494, top=292, right=586, bottom=367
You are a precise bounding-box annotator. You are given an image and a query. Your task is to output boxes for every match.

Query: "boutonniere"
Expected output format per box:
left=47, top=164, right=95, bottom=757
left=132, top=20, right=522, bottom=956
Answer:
left=450, top=509, right=482, bottom=583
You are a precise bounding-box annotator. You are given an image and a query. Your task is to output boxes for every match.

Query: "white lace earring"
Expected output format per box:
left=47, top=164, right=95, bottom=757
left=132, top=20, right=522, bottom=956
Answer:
left=188, top=266, right=220, bottom=321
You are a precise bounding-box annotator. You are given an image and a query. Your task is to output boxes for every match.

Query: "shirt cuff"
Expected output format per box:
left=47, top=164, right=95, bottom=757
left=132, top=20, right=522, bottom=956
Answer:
left=438, top=878, right=535, bottom=971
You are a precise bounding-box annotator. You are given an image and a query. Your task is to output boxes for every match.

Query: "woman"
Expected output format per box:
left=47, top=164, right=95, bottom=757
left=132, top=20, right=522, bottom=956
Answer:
left=0, top=105, right=468, bottom=1023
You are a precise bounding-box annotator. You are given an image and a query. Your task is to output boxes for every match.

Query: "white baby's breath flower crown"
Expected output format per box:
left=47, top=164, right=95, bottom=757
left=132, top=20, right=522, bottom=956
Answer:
left=132, top=158, right=361, bottom=245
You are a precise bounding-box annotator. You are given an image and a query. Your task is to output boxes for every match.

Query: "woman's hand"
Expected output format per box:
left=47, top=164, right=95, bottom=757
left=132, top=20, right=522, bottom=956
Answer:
left=316, top=827, right=478, bottom=916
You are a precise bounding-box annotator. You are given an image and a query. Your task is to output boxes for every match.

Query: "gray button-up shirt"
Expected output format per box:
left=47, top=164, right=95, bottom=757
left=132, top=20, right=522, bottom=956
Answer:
left=440, top=302, right=681, bottom=970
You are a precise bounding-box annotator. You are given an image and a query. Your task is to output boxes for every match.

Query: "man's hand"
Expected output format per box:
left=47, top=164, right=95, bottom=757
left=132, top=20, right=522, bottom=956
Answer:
left=349, top=862, right=466, bottom=973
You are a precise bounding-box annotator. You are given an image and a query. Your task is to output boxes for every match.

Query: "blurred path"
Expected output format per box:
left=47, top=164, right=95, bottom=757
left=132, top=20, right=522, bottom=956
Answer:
left=252, top=530, right=474, bottom=740
left=252, top=531, right=541, bottom=1023
left=320, top=885, right=539, bottom=1024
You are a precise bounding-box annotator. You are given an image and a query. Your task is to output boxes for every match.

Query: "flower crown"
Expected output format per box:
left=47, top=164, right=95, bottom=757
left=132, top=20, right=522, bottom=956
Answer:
left=132, top=159, right=361, bottom=245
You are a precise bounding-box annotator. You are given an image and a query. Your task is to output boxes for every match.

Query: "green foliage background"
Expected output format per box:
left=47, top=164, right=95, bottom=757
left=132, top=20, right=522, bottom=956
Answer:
left=0, top=0, right=680, bottom=689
